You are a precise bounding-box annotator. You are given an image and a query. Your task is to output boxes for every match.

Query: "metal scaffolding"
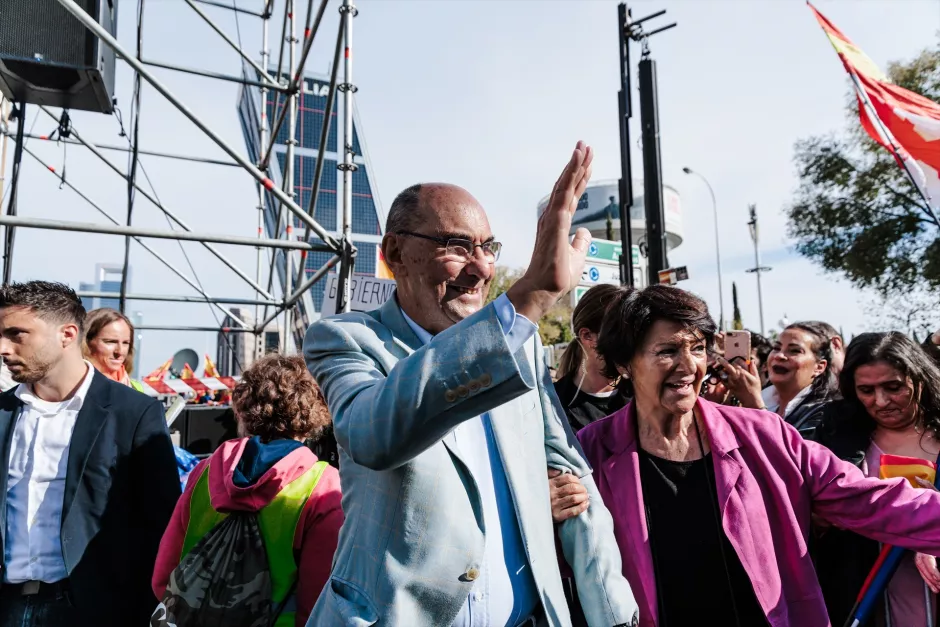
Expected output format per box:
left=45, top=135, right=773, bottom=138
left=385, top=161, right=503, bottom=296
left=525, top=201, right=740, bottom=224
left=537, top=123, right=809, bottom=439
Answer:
left=0, top=0, right=360, bottom=365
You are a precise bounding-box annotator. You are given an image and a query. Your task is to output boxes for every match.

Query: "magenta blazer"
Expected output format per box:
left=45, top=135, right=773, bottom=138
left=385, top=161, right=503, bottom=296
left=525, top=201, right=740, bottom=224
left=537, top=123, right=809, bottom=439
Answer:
left=577, top=398, right=940, bottom=627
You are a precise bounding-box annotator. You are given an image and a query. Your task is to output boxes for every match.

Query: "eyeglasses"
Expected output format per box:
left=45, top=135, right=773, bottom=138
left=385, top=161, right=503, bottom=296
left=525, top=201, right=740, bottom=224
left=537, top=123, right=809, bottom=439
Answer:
left=395, top=231, right=502, bottom=262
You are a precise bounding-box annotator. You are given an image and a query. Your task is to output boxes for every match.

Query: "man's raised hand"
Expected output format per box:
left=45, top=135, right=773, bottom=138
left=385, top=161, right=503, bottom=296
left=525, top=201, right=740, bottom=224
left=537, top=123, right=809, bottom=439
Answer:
left=509, top=141, right=594, bottom=322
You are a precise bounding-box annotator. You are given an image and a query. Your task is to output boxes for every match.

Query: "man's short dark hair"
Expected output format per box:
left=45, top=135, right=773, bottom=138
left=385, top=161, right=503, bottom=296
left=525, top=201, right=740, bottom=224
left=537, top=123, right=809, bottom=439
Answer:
left=385, top=184, right=423, bottom=234
left=0, top=281, right=86, bottom=332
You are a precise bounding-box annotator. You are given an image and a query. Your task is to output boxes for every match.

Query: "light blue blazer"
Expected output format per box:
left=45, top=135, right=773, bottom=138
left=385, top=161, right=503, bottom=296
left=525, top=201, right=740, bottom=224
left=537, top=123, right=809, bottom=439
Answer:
left=303, top=293, right=639, bottom=627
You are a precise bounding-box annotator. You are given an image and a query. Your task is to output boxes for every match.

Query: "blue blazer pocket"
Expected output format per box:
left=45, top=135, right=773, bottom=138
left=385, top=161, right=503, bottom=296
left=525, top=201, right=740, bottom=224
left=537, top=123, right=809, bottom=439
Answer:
left=325, top=576, right=379, bottom=626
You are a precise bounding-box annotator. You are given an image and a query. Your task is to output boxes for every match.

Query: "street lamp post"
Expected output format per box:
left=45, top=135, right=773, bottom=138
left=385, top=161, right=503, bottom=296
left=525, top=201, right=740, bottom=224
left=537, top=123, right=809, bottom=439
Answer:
left=683, top=167, right=725, bottom=329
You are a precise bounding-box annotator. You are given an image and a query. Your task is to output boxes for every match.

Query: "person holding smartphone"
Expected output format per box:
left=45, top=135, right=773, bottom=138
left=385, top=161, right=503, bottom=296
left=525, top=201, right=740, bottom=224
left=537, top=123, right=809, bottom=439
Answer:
left=719, top=322, right=839, bottom=438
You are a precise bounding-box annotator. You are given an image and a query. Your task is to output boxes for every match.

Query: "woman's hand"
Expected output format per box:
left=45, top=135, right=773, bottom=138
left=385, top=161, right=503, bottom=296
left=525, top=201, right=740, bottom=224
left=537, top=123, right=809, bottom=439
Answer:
left=717, top=357, right=765, bottom=410
left=916, top=553, right=940, bottom=593
left=548, top=468, right=589, bottom=522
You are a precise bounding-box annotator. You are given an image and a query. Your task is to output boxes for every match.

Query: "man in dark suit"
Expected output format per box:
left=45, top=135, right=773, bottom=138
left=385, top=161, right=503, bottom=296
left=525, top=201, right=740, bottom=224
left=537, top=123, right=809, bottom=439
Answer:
left=0, top=281, right=180, bottom=626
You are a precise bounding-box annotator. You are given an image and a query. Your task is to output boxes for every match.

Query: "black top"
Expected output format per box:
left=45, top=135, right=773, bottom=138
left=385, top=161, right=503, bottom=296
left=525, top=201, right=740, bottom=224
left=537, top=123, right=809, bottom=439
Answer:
left=553, top=373, right=628, bottom=433
left=638, top=449, right=767, bottom=627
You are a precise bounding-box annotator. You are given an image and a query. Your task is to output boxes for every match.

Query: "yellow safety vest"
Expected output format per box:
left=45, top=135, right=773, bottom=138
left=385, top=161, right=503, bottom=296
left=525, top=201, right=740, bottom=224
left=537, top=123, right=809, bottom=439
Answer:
left=181, top=459, right=328, bottom=627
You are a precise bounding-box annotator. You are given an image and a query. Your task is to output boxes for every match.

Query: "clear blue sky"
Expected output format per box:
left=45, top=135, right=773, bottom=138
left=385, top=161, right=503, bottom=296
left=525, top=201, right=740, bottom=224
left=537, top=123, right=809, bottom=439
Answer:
left=5, top=0, right=939, bottom=373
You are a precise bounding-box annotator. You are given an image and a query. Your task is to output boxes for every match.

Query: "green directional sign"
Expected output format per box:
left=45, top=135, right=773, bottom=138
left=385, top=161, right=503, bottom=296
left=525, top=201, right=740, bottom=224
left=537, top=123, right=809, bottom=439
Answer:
left=586, top=239, right=640, bottom=267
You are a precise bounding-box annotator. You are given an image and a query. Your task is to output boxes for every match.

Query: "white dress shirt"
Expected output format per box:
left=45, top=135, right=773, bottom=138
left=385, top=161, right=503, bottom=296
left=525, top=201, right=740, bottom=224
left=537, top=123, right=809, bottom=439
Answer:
left=4, top=362, right=95, bottom=583
left=761, top=383, right=812, bottom=418
left=401, top=294, right=541, bottom=627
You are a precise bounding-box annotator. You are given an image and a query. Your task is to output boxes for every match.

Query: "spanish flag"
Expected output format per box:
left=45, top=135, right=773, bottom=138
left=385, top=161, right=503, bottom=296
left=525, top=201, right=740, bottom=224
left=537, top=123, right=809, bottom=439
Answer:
left=879, top=454, right=937, bottom=487
left=143, top=358, right=172, bottom=382
left=377, top=248, right=394, bottom=279
left=180, top=363, right=196, bottom=380
left=203, top=354, right=220, bottom=378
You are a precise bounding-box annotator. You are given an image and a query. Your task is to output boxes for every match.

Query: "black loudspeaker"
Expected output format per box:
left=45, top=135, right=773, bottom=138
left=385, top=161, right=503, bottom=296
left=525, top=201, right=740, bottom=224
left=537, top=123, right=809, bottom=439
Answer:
left=0, top=0, right=118, bottom=114
left=179, top=406, right=238, bottom=456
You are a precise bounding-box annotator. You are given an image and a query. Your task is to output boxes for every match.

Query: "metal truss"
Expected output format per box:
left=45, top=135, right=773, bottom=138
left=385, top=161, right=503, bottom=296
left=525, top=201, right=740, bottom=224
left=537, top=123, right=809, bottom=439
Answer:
left=0, top=0, right=360, bottom=360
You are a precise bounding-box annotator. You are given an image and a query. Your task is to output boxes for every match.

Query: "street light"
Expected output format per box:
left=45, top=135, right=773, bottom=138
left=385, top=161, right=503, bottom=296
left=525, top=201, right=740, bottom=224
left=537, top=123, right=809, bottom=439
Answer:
left=682, top=167, right=725, bottom=329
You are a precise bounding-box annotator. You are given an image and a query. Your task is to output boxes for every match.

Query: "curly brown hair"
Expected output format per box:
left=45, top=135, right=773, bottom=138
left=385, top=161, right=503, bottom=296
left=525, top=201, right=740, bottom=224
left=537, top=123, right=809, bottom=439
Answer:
left=232, top=354, right=331, bottom=443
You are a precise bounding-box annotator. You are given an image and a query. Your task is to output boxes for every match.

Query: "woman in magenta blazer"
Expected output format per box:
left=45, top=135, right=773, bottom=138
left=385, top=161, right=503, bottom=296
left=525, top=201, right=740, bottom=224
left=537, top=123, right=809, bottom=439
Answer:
left=577, top=285, right=940, bottom=627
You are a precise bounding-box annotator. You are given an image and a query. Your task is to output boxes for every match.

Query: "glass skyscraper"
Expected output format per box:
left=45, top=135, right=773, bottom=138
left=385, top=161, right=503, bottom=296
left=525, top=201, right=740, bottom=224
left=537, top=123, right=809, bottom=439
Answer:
left=237, top=71, right=385, bottom=342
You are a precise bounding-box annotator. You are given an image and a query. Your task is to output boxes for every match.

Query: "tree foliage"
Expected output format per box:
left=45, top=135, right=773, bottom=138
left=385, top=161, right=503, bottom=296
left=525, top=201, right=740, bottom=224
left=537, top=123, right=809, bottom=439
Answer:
left=486, top=265, right=574, bottom=346
left=786, top=47, right=940, bottom=295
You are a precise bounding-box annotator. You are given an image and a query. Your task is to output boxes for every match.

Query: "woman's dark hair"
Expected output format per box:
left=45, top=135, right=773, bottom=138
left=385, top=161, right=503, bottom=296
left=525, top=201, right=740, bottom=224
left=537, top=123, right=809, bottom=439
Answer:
left=839, top=332, right=940, bottom=437
left=596, top=285, right=717, bottom=396
left=556, top=284, right=624, bottom=379
left=232, top=354, right=332, bottom=443
left=782, top=321, right=840, bottom=403
left=82, top=308, right=136, bottom=375
left=750, top=332, right=773, bottom=368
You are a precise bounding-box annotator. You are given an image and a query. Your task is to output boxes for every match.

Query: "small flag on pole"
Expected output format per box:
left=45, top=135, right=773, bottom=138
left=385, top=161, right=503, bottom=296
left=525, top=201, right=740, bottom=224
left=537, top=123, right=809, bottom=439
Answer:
left=203, top=353, right=220, bottom=378
left=143, top=358, right=172, bottom=382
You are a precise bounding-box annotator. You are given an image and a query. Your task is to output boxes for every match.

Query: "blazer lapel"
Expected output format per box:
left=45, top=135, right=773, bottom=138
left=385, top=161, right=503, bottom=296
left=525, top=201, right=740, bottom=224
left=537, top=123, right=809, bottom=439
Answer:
left=62, top=372, right=111, bottom=528
left=602, top=403, right=658, bottom=624
left=0, top=392, right=22, bottom=561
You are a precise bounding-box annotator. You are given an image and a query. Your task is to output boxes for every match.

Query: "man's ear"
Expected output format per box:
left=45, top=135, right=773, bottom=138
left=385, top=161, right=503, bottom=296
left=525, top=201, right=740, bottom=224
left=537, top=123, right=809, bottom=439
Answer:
left=60, top=322, right=80, bottom=349
left=382, top=234, right=404, bottom=273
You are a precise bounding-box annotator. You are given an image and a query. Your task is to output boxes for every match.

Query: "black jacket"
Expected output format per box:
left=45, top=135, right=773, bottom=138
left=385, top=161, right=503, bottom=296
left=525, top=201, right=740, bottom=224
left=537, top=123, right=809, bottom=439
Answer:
left=553, top=373, right=628, bottom=434
left=812, top=400, right=939, bottom=627
left=0, top=370, right=181, bottom=626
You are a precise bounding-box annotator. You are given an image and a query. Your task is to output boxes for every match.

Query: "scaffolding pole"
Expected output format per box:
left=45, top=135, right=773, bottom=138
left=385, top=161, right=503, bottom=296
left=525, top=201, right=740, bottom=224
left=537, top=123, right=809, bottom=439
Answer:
left=183, top=0, right=280, bottom=88
left=282, top=0, right=298, bottom=354
left=141, top=58, right=289, bottom=92
left=9, top=132, right=240, bottom=167
left=53, top=0, right=341, bottom=251
left=335, top=0, right=358, bottom=314
left=257, top=253, right=339, bottom=331
left=0, top=214, right=323, bottom=250
left=254, top=0, right=272, bottom=360
left=20, top=145, right=253, bottom=327
left=77, top=291, right=280, bottom=306
left=139, top=324, right=256, bottom=332
left=37, top=107, right=278, bottom=300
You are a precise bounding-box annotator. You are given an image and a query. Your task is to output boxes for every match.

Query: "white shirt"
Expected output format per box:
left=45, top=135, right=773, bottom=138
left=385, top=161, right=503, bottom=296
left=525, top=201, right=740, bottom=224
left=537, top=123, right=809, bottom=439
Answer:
left=4, top=362, right=95, bottom=583
left=762, top=383, right=813, bottom=418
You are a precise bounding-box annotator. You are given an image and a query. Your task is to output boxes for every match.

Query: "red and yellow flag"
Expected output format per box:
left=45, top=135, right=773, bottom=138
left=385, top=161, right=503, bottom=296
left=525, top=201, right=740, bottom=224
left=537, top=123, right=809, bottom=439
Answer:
left=203, top=354, right=220, bottom=378
left=143, top=358, right=171, bottom=382
left=879, top=454, right=937, bottom=488
left=809, top=2, right=940, bottom=208
left=376, top=248, right=394, bottom=279
left=180, top=363, right=195, bottom=380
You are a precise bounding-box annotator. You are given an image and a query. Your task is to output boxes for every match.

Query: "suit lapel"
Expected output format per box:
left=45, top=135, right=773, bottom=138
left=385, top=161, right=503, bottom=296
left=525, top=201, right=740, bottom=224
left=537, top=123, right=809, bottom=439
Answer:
left=62, top=372, right=111, bottom=528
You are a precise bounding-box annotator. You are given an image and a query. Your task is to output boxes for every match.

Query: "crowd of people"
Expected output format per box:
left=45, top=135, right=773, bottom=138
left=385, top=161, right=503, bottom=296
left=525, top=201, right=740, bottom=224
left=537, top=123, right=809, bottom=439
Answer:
left=1, top=141, right=940, bottom=627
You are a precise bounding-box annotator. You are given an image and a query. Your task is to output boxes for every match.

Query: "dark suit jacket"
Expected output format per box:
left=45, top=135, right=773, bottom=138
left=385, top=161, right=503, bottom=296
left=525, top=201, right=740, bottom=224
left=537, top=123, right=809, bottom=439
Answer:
left=0, top=370, right=181, bottom=626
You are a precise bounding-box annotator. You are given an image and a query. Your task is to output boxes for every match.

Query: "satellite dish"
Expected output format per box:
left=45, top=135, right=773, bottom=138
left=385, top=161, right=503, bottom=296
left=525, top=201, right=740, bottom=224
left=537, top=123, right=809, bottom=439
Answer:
left=170, top=349, right=199, bottom=378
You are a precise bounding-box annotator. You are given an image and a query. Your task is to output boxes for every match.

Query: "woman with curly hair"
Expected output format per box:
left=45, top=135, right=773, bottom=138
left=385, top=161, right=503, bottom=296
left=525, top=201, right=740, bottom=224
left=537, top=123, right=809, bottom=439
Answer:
left=151, top=354, right=343, bottom=627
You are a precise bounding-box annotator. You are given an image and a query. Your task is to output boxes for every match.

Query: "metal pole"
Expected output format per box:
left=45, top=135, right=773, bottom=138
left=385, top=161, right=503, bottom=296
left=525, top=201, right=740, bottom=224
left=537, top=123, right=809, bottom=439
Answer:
left=77, top=291, right=280, bottom=306
left=684, top=168, right=724, bottom=329
left=21, top=145, right=253, bottom=328
left=138, top=325, right=256, bottom=333
left=53, top=0, right=340, bottom=250
left=294, top=16, right=344, bottom=290
left=257, top=253, right=339, bottom=331
left=2, top=102, right=25, bottom=286
left=336, top=0, right=358, bottom=315
left=8, top=132, right=240, bottom=167
left=0, top=99, right=9, bottom=204
left=35, top=108, right=277, bottom=300
left=140, top=58, right=289, bottom=92
left=638, top=56, right=667, bottom=286
left=191, top=0, right=266, bottom=18
left=617, top=3, right=636, bottom=288
left=746, top=204, right=771, bottom=336
left=183, top=0, right=280, bottom=88
left=255, top=0, right=272, bottom=360
left=0, top=214, right=323, bottom=250
left=282, top=0, right=298, bottom=354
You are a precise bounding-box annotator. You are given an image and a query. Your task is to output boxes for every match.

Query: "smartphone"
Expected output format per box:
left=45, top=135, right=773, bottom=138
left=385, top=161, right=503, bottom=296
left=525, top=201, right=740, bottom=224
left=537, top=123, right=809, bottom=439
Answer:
left=724, top=330, right=751, bottom=365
